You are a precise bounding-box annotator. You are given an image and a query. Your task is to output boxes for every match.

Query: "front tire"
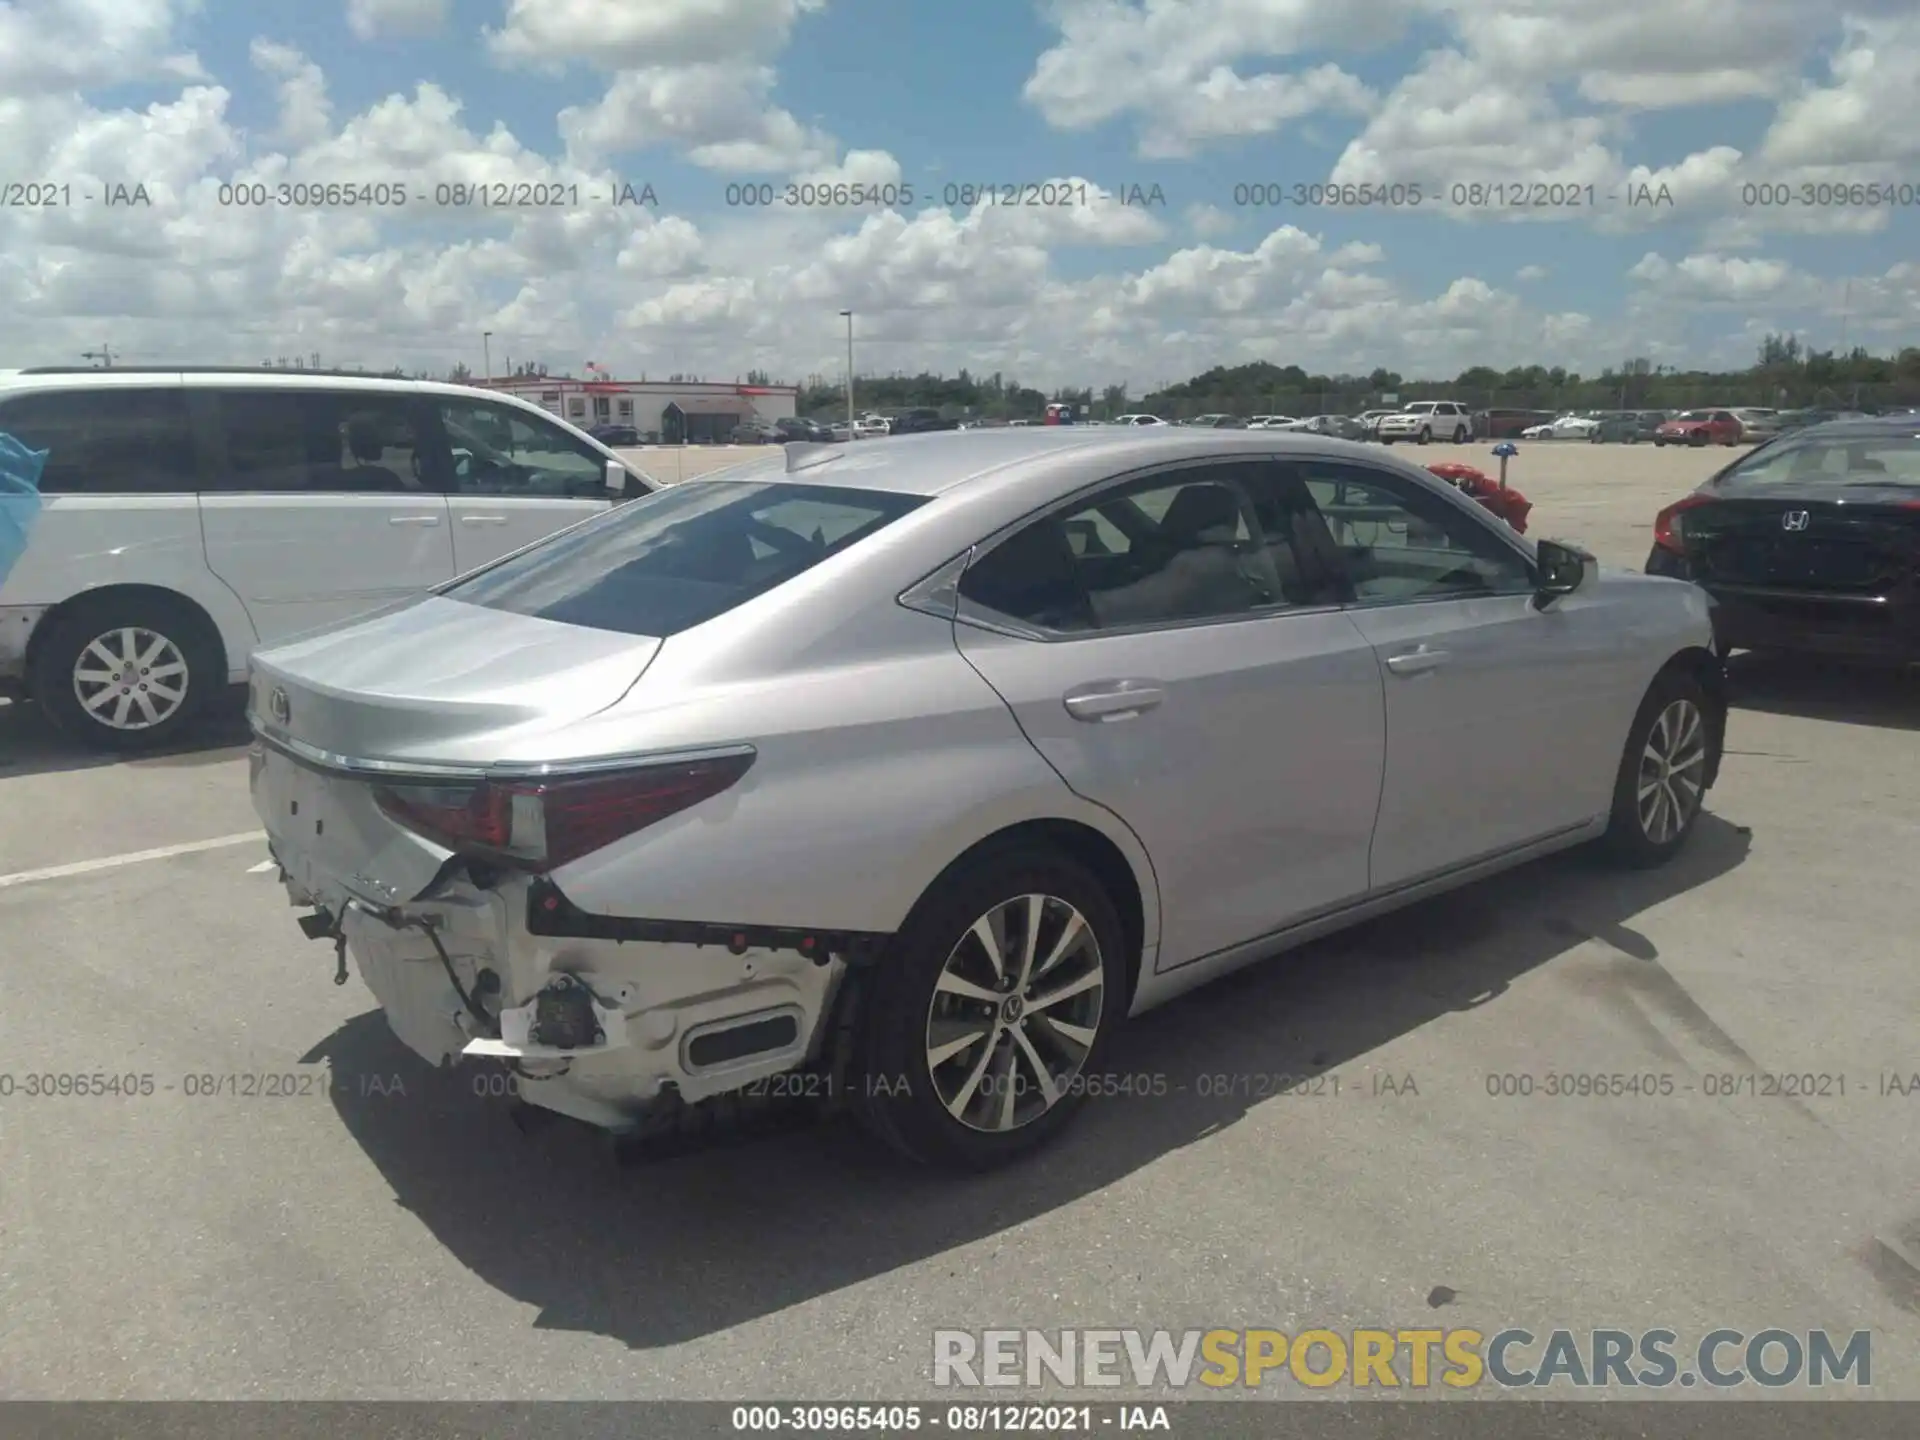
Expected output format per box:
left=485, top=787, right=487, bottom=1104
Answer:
left=852, top=848, right=1129, bottom=1169
left=1599, top=670, right=1714, bottom=867
left=29, top=595, right=220, bottom=752
left=1417, top=427, right=1432, bottom=444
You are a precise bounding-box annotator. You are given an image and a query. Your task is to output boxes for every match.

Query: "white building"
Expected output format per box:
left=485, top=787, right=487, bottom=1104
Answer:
left=479, top=376, right=799, bottom=443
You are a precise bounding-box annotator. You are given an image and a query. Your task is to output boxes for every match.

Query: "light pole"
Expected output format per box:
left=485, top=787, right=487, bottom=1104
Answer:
left=839, top=310, right=854, bottom=431
left=482, top=331, right=493, bottom=384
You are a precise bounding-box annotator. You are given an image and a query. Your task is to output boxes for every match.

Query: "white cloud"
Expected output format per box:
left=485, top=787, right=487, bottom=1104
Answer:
left=251, top=41, right=332, bottom=151
left=346, top=0, right=449, bottom=41
left=1184, top=203, right=1237, bottom=239
left=0, top=0, right=203, bottom=95
left=488, top=0, right=825, bottom=68
left=1517, top=265, right=1547, bottom=282
left=1627, top=251, right=1799, bottom=305
left=1025, top=0, right=1405, bottom=154
left=558, top=64, right=834, bottom=173
left=1761, top=16, right=1920, bottom=168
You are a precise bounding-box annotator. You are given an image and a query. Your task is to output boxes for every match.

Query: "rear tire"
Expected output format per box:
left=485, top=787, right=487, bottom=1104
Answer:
left=29, top=594, right=220, bottom=752
left=851, top=847, right=1129, bottom=1169
left=1599, top=670, right=1714, bottom=868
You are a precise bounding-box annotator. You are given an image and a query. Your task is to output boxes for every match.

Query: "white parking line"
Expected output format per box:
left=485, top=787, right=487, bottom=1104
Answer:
left=0, top=832, right=265, bottom=891
left=246, top=859, right=278, bottom=873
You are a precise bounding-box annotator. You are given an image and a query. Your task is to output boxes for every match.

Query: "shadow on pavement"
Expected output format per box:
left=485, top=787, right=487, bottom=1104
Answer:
left=1725, top=652, right=1920, bottom=732
left=302, top=813, right=1749, bottom=1350
left=0, top=692, right=252, bottom=778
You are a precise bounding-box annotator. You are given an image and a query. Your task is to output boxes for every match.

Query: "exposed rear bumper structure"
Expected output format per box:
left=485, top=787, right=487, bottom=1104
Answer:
left=275, top=860, right=884, bottom=1134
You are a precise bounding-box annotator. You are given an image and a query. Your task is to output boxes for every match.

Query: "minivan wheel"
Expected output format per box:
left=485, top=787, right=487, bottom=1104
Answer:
left=30, top=596, right=219, bottom=751
left=852, top=848, right=1128, bottom=1169
left=1599, top=671, right=1714, bottom=868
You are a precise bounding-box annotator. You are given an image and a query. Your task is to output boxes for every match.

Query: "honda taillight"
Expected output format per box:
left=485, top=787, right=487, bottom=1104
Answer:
left=1652, top=493, right=1713, bottom=554
left=372, top=752, right=754, bottom=870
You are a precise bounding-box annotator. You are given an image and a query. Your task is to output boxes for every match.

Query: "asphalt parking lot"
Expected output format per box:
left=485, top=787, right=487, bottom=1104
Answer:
left=2, top=439, right=1918, bottom=1403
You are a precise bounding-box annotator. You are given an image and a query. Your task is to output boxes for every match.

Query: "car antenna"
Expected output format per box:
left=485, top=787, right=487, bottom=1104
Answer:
left=785, top=442, right=843, bottom=473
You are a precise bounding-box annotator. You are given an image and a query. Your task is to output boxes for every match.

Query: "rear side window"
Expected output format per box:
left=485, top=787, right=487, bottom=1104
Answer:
left=446, top=480, right=925, bottom=636
left=204, top=390, right=436, bottom=494
left=0, top=388, right=197, bottom=493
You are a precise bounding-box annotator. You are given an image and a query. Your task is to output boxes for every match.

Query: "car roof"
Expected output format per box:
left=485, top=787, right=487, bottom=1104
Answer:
left=0, top=367, right=536, bottom=404
left=685, top=425, right=1421, bottom=498
left=1777, top=415, right=1920, bottom=440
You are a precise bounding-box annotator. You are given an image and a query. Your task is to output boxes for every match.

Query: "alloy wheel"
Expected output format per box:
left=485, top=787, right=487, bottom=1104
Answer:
left=924, top=893, right=1105, bottom=1133
left=71, top=626, right=190, bottom=731
left=1637, top=698, right=1707, bottom=844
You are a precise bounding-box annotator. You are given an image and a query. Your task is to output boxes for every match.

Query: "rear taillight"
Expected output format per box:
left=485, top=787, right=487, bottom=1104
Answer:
left=372, top=752, right=753, bottom=871
left=1652, top=493, right=1714, bottom=554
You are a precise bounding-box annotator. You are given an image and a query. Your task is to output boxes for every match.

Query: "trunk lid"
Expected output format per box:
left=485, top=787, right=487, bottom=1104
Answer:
left=249, top=594, right=662, bottom=764
left=1683, top=493, right=1920, bottom=593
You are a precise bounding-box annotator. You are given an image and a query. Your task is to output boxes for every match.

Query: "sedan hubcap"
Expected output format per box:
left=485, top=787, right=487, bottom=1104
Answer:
left=72, top=627, right=189, bottom=731
left=1637, top=698, right=1707, bottom=844
left=925, top=893, right=1104, bottom=1133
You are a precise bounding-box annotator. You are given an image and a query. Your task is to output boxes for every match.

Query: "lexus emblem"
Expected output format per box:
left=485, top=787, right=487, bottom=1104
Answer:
left=1781, top=510, right=1810, bottom=531
left=269, top=687, right=291, bottom=726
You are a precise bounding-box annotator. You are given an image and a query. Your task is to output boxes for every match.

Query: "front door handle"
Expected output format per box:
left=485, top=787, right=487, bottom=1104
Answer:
left=388, top=514, right=441, bottom=527
left=459, top=515, right=507, bottom=525
left=1063, top=680, right=1165, bottom=722
left=1384, top=646, right=1449, bottom=676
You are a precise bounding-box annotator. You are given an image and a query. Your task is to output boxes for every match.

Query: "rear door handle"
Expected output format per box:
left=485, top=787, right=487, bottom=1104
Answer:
left=459, top=515, right=507, bottom=525
left=388, top=514, right=441, bottom=527
left=1384, top=646, right=1449, bottom=676
left=1063, top=680, right=1165, bottom=722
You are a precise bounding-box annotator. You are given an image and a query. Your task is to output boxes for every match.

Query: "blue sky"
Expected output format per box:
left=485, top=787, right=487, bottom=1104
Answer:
left=4, top=0, right=1917, bottom=385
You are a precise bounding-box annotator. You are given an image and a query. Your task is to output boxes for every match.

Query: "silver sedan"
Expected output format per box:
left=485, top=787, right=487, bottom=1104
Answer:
left=247, top=428, right=1727, bottom=1169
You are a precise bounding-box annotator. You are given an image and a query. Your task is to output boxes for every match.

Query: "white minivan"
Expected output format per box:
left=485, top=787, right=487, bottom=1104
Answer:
left=0, top=367, right=651, bottom=750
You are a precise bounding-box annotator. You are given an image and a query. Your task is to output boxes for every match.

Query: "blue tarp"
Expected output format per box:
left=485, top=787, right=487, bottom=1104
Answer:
left=0, top=431, right=48, bottom=589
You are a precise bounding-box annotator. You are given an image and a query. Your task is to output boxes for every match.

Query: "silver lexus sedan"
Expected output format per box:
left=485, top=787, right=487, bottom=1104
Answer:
left=247, top=428, right=1726, bottom=1168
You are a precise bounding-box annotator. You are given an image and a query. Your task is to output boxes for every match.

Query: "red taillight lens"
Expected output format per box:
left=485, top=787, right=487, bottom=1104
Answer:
left=1652, top=493, right=1713, bottom=553
left=373, top=752, right=753, bottom=870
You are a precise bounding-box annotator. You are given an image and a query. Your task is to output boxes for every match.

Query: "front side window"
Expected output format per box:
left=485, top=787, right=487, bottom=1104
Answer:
left=437, top=399, right=606, bottom=497
left=0, top=388, right=197, bottom=493
left=446, top=480, right=924, bottom=637
left=1294, top=461, right=1534, bottom=604
left=958, top=461, right=1339, bottom=633
left=206, top=390, right=434, bottom=493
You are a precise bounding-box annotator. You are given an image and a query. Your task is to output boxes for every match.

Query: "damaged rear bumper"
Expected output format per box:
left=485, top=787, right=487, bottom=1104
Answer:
left=276, top=857, right=889, bottom=1134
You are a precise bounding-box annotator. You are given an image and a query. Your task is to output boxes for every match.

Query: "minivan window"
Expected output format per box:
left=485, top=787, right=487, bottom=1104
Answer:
left=445, top=480, right=925, bottom=636
left=437, top=398, right=606, bottom=497
left=205, top=390, right=434, bottom=493
left=0, top=388, right=197, bottom=493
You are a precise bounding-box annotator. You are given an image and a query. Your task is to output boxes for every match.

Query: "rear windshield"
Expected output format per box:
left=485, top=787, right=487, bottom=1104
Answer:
left=445, top=480, right=926, bottom=636
left=1716, top=431, right=1920, bottom=489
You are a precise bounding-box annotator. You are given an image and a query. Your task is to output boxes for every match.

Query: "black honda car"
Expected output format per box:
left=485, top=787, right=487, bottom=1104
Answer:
left=1644, top=416, right=1920, bottom=661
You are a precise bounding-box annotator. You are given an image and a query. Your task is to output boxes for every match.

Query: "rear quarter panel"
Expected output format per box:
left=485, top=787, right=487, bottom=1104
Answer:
left=533, top=608, right=1163, bottom=967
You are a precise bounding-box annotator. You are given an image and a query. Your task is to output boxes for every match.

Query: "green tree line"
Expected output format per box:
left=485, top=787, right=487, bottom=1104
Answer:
left=791, top=339, right=1920, bottom=423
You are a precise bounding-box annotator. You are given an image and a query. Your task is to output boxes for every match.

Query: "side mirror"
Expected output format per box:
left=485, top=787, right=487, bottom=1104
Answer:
left=1532, top=538, right=1598, bottom=609
left=605, top=459, right=626, bottom=493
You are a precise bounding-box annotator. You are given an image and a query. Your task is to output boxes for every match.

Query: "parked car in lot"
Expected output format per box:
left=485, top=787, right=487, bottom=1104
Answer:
left=246, top=427, right=1725, bottom=1169
left=852, top=415, right=891, bottom=440
left=1654, top=410, right=1743, bottom=447
left=1274, top=415, right=1368, bottom=440
left=588, top=424, right=640, bottom=447
left=0, top=366, right=647, bottom=750
left=1356, top=409, right=1397, bottom=440
left=776, top=417, right=838, bottom=444
left=1730, top=408, right=1784, bottom=443
left=1590, top=411, right=1667, bottom=444
left=1377, top=401, right=1472, bottom=445
left=1246, top=416, right=1298, bottom=429
left=1521, top=413, right=1602, bottom=440
left=1644, top=416, right=1920, bottom=662
left=888, top=408, right=960, bottom=436
left=1113, top=414, right=1169, bottom=427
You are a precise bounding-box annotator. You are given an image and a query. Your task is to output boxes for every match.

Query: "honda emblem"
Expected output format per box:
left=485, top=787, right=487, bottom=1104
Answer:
left=1781, top=510, right=1810, bottom=531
